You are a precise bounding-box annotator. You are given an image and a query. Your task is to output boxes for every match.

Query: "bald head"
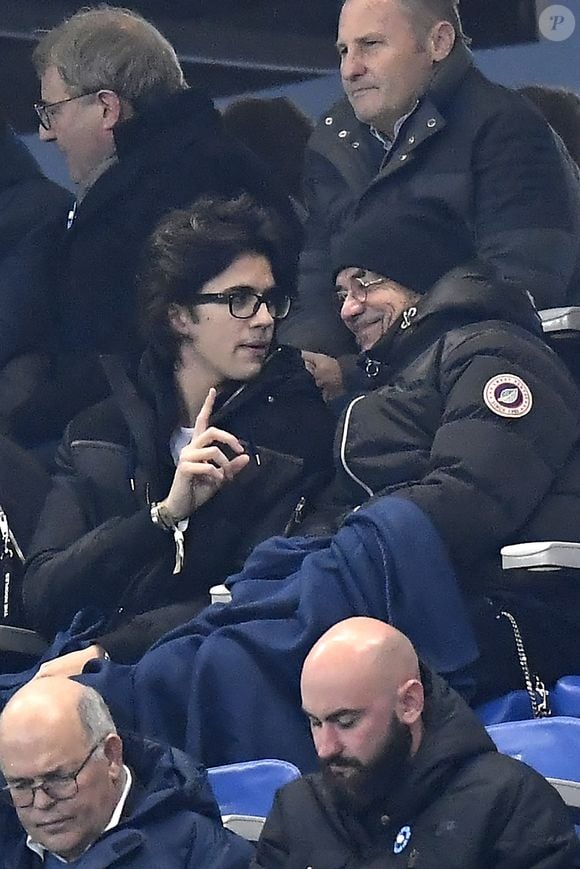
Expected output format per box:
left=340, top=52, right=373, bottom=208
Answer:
left=303, top=618, right=420, bottom=697
left=301, top=620, right=424, bottom=772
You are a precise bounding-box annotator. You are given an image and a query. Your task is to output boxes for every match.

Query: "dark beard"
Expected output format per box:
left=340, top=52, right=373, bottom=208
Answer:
left=320, top=715, right=413, bottom=811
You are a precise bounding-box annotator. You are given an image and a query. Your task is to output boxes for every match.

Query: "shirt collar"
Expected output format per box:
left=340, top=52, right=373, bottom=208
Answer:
left=26, top=765, right=132, bottom=864
left=370, top=100, right=419, bottom=153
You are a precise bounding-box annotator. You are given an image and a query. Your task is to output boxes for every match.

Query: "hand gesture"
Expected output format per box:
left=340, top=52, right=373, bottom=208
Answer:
left=302, top=350, right=345, bottom=403
left=160, top=388, right=250, bottom=522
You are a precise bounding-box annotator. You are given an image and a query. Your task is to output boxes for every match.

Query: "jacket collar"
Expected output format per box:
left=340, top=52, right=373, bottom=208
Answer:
left=309, top=42, right=474, bottom=191
left=357, top=264, right=544, bottom=380
left=70, top=88, right=221, bottom=228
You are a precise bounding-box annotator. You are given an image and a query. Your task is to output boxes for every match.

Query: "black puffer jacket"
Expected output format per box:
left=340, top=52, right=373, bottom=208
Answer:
left=309, top=268, right=580, bottom=697
left=252, top=670, right=578, bottom=868
left=280, top=42, right=580, bottom=355
left=23, top=346, right=334, bottom=661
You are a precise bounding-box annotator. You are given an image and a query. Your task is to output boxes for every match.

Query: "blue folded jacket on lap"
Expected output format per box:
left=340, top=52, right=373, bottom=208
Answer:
left=0, top=497, right=479, bottom=771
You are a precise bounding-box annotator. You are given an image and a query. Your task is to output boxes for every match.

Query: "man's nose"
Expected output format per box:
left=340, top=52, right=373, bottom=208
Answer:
left=341, top=50, right=365, bottom=81
left=340, top=293, right=365, bottom=322
left=315, top=725, right=342, bottom=761
left=31, top=787, right=58, bottom=810
left=251, top=300, right=275, bottom=328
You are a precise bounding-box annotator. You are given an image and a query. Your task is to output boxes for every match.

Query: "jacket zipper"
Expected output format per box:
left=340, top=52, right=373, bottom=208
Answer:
left=340, top=395, right=374, bottom=499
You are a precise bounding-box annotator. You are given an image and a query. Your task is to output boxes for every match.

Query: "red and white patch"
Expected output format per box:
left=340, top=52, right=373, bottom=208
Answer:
left=483, top=374, right=533, bottom=419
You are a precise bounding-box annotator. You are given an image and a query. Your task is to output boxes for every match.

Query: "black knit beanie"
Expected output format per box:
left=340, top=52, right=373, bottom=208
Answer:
left=333, top=199, right=475, bottom=295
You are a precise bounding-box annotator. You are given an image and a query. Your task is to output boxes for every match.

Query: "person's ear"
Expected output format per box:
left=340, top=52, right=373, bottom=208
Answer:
left=97, top=90, right=124, bottom=130
left=168, top=303, right=194, bottom=337
left=427, top=21, right=455, bottom=62
left=103, top=733, right=123, bottom=780
left=397, top=678, right=424, bottom=726
left=103, top=733, right=124, bottom=779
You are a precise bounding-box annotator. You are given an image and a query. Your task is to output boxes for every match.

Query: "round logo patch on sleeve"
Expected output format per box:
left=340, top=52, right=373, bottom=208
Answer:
left=483, top=374, right=533, bottom=418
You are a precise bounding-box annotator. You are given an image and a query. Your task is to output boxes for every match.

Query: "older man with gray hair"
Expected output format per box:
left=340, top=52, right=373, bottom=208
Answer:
left=0, top=677, right=252, bottom=867
left=283, top=0, right=580, bottom=392
left=4, top=3, right=298, bottom=449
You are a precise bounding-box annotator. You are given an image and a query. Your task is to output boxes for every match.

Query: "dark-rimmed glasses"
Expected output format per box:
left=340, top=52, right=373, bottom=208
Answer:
left=34, top=91, right=101, bottom=131
left=0, top=739, right=104, bottom=808
left=190, top=286, right=292, bottom=320
left=335, top=273, right=386, bottom=308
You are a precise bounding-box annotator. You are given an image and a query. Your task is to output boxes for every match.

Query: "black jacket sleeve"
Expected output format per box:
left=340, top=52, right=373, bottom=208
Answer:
left=388, top=328, right=580, bottom=568
left=472, top=102, right=580, bottom=308
left=22, top=435, right=175, bottom=638
left=251, top=791, right=292, bottom=869
left=489, top=764, right=578, bottom=868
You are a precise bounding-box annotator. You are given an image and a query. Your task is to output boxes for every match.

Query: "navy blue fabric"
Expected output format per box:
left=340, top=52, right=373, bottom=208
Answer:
left=79, top=498, right=477, bottom=770
left=0, top=498, right=478, bottom=772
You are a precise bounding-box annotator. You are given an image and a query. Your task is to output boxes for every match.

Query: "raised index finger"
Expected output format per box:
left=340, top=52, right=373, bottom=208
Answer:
left=193, top=387, right=217, bottom=437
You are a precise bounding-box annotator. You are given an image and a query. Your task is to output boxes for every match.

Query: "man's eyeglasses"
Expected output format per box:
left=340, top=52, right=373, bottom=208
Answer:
left=335, top=274, right=386, bottom=307
left=34, top=91, right=101, bottom=131
left=190, top=286, right=292, bottom=321
left=0, top=739, right=104, bottom=808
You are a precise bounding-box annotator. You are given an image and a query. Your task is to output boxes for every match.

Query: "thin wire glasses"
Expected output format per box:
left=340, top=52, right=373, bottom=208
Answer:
left=34, top=91, right=101, bottom=131
left=0, top=739, right=104, bottom=808
left=335, top=273, right=386, bottom=307
left=190, top=286, right=292, bottom=320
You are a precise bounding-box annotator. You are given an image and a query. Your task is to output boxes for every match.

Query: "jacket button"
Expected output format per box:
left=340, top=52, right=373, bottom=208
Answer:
left=352, top=141, right=360, bottom=148
left=400, top=153, right=408, bottom=161
left=380, top=814, right=390, bottom=825
left=338, top=129, right=348, bottom=138
left=427, top=118, right=437, bottom=128
left=325, top=116, right=333, bottom=125
left=407, top=135, right=415, bottom=144
left=268, top=395, right=275, bottom=403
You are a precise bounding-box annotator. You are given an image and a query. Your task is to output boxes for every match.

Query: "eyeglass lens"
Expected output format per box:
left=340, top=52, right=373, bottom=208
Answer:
left=230, top=290, right=291, bottom=320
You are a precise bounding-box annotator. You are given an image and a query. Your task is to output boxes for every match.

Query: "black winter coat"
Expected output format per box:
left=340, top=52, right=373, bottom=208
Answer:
left=279, top=43, right=580, bottom=356
left=0, top=124, right=71, bottom=367
left=0, top=733, right=253, bottom=868
left=23, top=346, right=334, bottom=661
left=310, top=267, right=580, bottom=698
left=252, top=671, right=578, bottom=868
left=8, top=87, right=301, bottom=446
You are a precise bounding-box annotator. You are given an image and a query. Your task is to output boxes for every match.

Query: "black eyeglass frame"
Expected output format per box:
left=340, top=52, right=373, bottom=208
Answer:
left=0, top=738, right=105, bottom=808
left=335, top=273, right=387, bottom=307
left=34, top=90, right=102, bottom=131
left=189, top=286, right=292, bottom=321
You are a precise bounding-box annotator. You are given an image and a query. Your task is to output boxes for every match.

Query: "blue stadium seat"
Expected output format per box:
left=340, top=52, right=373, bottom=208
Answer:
left=553, top=677, right=580, bottom=717
left=208, top=758, right=301, bottom=839
left=476, top=690, right=535, bottom=725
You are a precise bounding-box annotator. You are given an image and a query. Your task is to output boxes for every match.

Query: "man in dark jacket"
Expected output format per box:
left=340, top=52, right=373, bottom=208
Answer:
left=253, top=618, right=577, bottom=869
left=6, top=4, right=299, bottom=448
left=21, top=193, right=580, bottom=769
left=279, top=0, right=580, bottom=363
left=0, top=677, right=252, bottom=867
left=23, top=195, right=333, bottom=663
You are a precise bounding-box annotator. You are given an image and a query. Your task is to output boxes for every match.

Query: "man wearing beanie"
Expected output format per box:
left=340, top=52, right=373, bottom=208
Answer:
left=323, top=197, right=580, bottom=704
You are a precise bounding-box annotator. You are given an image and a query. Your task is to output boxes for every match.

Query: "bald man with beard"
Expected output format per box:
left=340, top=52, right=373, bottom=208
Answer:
left=252, top=618, right=577, bottom=869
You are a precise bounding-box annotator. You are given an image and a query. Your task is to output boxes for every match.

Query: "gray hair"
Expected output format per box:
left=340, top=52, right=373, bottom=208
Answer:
left=33, top=4, right=186, bottom=112
left=77, top=686, right=117, bottom=755
left=341, top=0, right=469, bottom=44
left=396, top=0, right=468, bottom=43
